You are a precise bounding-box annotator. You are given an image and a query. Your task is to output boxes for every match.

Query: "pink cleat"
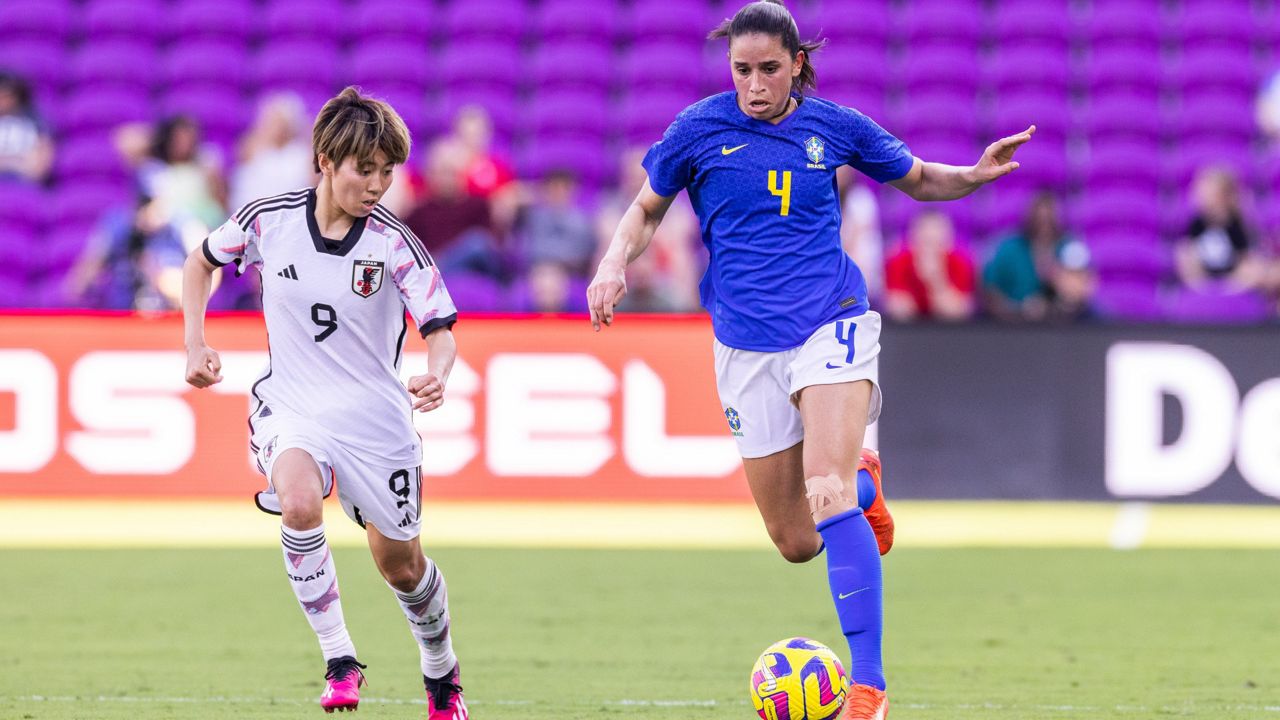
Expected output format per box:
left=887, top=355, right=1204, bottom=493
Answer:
left=320, top=656, right=366, bottom=713
left=424, top=663, right=468, bottom=720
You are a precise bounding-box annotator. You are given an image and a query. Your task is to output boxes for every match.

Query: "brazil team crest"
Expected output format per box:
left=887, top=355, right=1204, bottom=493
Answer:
left=805, top=136, right=826, bottom=167
left=352, top=259, right=385, bottom=297
left=724, top=406, right=744, bottom=437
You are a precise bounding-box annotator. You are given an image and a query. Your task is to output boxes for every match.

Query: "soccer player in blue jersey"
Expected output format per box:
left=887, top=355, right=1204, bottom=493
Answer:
left=587, top=2, right=1033, bottom=717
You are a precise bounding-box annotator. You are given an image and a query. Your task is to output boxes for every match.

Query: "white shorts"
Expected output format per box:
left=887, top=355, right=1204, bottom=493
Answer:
left=713, top=311, right=883, bottom=459
left=250, top=412, right=423, bottom=542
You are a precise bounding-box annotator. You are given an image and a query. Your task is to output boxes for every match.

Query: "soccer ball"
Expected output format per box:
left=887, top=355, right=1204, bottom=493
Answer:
left=749, top=637, right=849, bottom=720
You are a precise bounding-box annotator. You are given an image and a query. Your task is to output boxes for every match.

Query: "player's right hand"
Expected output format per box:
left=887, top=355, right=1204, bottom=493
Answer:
left=185, top=344, right=223, bottom=388
left=587, top=259, right=627, bottom=331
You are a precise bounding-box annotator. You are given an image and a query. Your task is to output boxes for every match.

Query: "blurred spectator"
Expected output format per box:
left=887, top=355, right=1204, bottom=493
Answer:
left=837, top=168, right=885, bottom=303
left=983, top=192, right=1096, bottom=321
left=404, top=138, right=503, bottom=279
left=1174, top=167, right=1267, bottom=291
left=884, top=210, right=975, bottom=322
left=0, top=72, right=53, bottom=184
left=1257, top=69, right=1280, bottom=144
left=451, top=104, right=523, bottom=232
left=135, top=116, right=227, bottom=245
left=65, top=199, right=208, bottom=311
left=594, top=147, right=700, bottom=312
left=229, top=93, right=315, bottom=210
left=520, top=168, right=595, bottom=312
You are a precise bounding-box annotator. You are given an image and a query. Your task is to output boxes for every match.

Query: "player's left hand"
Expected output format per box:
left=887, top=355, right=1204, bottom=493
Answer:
left=407, top=373, right=444, bottom=412
left=972, top=125, right=1035, bottom=184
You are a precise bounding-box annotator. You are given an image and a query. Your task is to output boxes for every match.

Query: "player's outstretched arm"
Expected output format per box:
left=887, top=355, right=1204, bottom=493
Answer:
left=181, top=248, right=223, bottom=388
left=588, top=178, right=676, bottom=331
left=408, top=327, right=456, bottom=413
left=890, top=125, right=1035, bottom=202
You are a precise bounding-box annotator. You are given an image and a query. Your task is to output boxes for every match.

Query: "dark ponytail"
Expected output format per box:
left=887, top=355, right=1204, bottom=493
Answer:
left=708, top=0, right=825, bottom=96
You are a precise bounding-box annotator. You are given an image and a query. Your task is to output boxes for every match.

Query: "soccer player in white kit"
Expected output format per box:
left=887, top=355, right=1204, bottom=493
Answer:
left=181, top=87, right=469, bottom=718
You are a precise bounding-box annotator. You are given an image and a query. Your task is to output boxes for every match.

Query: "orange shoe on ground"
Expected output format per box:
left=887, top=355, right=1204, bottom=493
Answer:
left=844, top=683, right=888, bottom=720
left=858, top=448, right=894, bottom=556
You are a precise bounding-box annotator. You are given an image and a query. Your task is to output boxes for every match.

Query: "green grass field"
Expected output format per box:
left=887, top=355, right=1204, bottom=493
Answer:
left=2, top=547, right=1277, bottom=719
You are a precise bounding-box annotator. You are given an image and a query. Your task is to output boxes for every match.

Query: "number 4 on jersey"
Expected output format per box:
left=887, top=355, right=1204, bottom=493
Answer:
left=768, top=170, right=792, bottom=216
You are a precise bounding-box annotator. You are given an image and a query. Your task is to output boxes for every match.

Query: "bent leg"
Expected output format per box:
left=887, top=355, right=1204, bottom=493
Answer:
left=367, top=523, right=458, bottom=679
left=273, top=448, right=356, bottom=662
left=797, top=380, right=885, bottom=691
left=742, top=442, right=823, bottom=563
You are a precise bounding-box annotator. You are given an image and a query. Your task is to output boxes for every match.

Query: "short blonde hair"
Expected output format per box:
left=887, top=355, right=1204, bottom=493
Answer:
left=311, top=86, right=411, bottom=173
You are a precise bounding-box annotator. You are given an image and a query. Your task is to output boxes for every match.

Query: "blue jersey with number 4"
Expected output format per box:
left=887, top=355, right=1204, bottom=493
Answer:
left=643, top=92, right=914, bottom=351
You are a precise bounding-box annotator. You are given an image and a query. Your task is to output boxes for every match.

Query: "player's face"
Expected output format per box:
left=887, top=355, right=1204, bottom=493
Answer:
left=728, top=33, right=803, bottom=121
left=326, top=149, right=395, bottom=217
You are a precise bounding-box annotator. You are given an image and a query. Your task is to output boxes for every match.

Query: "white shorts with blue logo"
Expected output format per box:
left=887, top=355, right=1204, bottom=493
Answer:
left=713, top=311, right=883, bottom=459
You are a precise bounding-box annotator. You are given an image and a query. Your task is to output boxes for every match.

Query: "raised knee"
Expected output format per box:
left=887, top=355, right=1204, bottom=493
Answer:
left=279, top=497, right=322, bottom=529
left=773, top=535, right=821, bottom=564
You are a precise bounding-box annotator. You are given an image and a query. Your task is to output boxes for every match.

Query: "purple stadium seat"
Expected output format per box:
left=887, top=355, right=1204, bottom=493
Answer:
left=70, top=41, right=160, bottom=94
left=624, top=3, right=713, bottom=43
left=1087, top=233, right=1173, bottom=283
left=440, top=41, right=524, bottom=95
left=1160, top=138, right=1253, bottom=192
left=819, top=85, right=886, bottom=121
left=1081, top=1, right=1165, bottom=53
left=1168, top=46, right=1261, bottom=98
left=904, top=134, right=980, bottom=166
left=528, top=90, right=610, bottom=140
left=49, top=181, right=134, bottom=229
left=1082, top=94, right=1161, bottom=142
left=443, top=0, right=529, bottom=42
left=975, top=184, right=1039, bottom=236
left=1082, top=139, right=1162, bottom=192
left=0, top=183, right=43, bottom=235
left=891, top=91, right=979, bottom=140
left=621, top=41, right=704, bottom=91
left=1165, top=284, right=1274, bottom=324
left=444, top=273, right=507, bottom=313
left=793, top=1, right=892, bottom=47
left=263, top=0, right=345, bottom=43
left=992, top=2, right=1073, bottom=51
left=352, top=1, right=436, bottom=43
left=365, top=86, right=428, bottom=138
left=251, top=41, right=342, bottom=96
left=81, top=0, right=164, bottom=40
left=984, top=45, right=1071, bottom=95
left=53, top=134, right=129, bottom=184
left=898, top=46, right=980, bottom=95
left=164, top=41, right=251, bottom=92
left=438, top=89, right=520, bottom=143
left=1175, top=2, right=1260, bottom=48
left=0, top=0, right=73, bottom=41
left=987, top=91, right=1072, bottom=144
left=62, top=89, right=155, bottom=136
left=1171, top=93, right=1257, bottom=143
left=0, top=41, right=67, bottom=92
left=533, top=0, right=619, bottom=42
left=818, top=44, right=888, bottom=94
left=42, top=223, right=95, bottom=278
left=897, top=0, right=984, bottom=47
left=1076, top=189, right=1162, bottom=235
left=531, top=42, right=616, bottom=93
left=349, top=42, right=434, bottom=94
left=1093, top=280, right=1165, bottom=322
left=168, top=0, right=254, bottom=42
left=1083, top=46, right=1161, bottom=101
left=160, top=86, right=250, bottom=149
left=616, top=89, right=702, bottom=144
left=515, top=137, right=612, bottom=186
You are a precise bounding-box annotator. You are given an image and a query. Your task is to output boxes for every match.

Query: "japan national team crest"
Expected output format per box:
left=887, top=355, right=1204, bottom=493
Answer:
left=805, top=136, right=826, bottom=167
left=352, top=259, right=385, bottom=297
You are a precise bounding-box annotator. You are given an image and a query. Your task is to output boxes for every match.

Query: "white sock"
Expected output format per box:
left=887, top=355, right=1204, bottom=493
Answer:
left=281, top=523, right=356, bottom=661
left=391, top=559, right=457, bottom=678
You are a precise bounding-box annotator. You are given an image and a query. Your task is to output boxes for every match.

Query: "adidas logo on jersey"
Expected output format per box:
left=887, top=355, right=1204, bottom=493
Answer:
left=277, top=264, right=299, bottom=280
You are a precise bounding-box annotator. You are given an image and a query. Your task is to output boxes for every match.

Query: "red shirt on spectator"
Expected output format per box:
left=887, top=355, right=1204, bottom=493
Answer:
left=884, top=247, right=974, bottom=317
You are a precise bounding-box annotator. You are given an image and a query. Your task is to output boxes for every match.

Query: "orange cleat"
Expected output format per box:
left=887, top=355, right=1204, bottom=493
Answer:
left=843, top=683, right=889, bottom=720
left=858, top=448, right=894, bottom=556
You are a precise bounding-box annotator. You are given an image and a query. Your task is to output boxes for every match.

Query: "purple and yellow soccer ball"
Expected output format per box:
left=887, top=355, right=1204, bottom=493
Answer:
left=749, top=637, right=849, bottom=720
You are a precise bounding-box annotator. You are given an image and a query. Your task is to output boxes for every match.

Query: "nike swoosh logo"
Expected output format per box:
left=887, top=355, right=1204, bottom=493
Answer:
left=721, top=143, right=749, bottom=155
left=825, top=362, right=842, bottom=369
left=838, top=587, right=871, bottom=599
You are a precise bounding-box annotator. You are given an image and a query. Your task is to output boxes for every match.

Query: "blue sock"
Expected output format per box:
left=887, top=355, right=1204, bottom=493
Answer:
left=855, top=468, right=877, bottom=512
left=816, top=507, right=885, bottom=690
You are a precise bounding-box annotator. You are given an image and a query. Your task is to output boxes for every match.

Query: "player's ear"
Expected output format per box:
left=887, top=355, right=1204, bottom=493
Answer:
left=317, top=152, right=334, bottom=176
left=792, top=50, right=805, bottom=78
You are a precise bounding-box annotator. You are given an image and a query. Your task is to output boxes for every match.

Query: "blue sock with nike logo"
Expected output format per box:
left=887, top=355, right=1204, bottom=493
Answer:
left=817, top=507, right=885, bottom=690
